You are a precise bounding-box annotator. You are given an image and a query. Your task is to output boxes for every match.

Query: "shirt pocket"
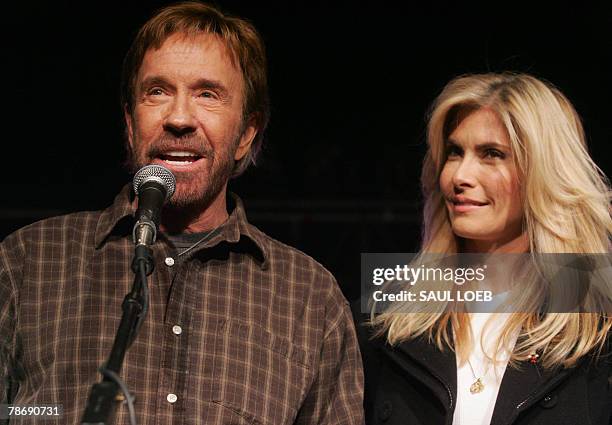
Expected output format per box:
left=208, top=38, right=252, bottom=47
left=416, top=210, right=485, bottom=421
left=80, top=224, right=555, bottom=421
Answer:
left=210, top=319, right=314, bottom=425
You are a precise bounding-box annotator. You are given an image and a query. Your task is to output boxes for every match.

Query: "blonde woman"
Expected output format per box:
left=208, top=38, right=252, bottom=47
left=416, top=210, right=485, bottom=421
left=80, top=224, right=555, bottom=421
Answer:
left=358, top=73, right=611, bottom=425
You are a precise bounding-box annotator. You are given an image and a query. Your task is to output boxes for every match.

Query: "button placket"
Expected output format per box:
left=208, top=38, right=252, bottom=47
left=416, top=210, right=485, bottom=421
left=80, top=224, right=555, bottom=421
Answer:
left=158, top=251, right=198, bottom=422
left=152, top=243, right=184, bottom=420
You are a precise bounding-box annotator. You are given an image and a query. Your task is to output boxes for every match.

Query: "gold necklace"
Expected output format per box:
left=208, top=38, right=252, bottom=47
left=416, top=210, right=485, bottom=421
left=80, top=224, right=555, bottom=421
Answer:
left=466, top=358, right=488, bottom=394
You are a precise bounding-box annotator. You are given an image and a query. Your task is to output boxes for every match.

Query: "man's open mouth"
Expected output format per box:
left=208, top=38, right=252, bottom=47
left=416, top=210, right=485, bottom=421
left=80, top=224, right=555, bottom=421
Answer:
left=157, top=151, right=203, bottom=165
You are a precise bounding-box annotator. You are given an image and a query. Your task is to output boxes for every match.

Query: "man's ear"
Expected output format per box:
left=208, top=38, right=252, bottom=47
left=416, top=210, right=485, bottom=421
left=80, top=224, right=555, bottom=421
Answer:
left=124, top=104, right=134, bottom=149
left=234, top=115, right=258, bottom=161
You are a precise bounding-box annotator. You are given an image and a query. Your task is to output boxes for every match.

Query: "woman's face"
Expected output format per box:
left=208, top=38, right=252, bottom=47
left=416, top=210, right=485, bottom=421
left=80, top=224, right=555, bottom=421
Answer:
left=439, top=107, right=525, bottom=252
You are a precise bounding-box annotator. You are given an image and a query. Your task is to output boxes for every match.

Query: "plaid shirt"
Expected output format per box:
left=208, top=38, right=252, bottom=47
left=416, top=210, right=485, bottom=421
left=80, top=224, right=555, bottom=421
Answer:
left=0, top=185, right=364, bottom=425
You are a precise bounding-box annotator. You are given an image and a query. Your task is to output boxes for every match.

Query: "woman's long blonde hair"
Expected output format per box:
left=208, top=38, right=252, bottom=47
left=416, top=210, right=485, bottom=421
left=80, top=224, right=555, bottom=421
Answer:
left=372, top=73, right=612, bottom=369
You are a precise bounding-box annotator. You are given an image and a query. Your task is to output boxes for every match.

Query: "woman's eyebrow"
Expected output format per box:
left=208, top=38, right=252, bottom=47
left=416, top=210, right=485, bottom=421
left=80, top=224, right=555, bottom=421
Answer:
left=474, top=142, right=510, bottom=151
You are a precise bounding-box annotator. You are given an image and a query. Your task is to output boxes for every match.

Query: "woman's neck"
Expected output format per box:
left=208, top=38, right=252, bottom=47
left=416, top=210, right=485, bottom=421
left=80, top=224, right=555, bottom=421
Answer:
left=463, top=232, right=529, bottom=254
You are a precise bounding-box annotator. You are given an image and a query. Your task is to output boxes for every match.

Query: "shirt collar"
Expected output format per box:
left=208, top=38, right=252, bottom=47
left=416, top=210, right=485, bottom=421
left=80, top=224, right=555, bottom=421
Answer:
left=94, top=184, right=269, bottom=268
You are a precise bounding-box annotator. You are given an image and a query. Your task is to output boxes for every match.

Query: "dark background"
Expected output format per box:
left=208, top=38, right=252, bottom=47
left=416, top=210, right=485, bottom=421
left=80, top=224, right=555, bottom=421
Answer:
left=3, top=1, right=611, bottom=301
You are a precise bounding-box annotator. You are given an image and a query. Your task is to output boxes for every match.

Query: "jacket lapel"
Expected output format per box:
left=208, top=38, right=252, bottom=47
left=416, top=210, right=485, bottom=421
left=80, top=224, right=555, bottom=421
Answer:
left=491, top=358, right=576, bottom=425
left=375, top=319, right=584, bottom=425
left=490, top=361, right=543, bottom=425
left=386, top=336, right=457, bottom=413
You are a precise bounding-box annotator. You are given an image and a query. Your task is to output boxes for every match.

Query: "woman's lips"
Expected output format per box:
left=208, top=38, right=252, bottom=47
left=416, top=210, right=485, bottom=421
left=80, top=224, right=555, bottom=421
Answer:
left=448, top=196, right=489, bottom=213
left=452, top=202, right=488, bottom=213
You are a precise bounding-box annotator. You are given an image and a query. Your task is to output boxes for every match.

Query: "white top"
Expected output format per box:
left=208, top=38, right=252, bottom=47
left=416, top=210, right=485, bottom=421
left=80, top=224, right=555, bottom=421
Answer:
left=452, top=312, right=519, bottom=425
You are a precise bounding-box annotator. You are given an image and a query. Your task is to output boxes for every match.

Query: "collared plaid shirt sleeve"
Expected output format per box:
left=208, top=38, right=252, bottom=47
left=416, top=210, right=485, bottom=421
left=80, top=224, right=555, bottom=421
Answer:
left=0, top=184, right=364, bottom=425
left=294, top=293, right=364, bottom=425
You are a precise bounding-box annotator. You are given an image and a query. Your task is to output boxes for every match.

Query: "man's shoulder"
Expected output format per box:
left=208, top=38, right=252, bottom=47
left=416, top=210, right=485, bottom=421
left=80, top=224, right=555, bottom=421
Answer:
left=246, top=222, right=333, bottom=275
left=244, top=222, right=344, bottom=295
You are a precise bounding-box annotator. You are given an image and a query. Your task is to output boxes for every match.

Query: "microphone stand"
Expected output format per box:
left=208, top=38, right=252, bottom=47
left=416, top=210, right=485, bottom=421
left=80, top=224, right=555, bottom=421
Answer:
left=80, top=244, right=155, bottom=425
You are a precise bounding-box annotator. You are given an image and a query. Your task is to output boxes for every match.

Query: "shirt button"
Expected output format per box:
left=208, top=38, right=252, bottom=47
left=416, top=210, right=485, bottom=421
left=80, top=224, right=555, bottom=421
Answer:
left=164, top=257, right=175, bottom=267
left=172, top=325, right=182, bottom=335
left=167, top=393, right=177, bottom=404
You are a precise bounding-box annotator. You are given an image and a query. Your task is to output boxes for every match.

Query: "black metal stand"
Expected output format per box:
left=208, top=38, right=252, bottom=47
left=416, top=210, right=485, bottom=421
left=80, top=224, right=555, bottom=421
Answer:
left=80, top=245, right=155, bottom=425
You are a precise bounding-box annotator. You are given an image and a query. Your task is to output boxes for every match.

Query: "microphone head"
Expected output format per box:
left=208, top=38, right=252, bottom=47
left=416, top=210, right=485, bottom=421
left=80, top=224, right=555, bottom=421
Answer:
left=133, top=165, right=176, bottom=202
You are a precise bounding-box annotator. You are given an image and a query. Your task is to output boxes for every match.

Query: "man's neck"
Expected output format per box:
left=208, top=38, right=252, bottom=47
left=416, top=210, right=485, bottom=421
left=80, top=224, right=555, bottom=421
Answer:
left=159, top=189, right=230, bottom=234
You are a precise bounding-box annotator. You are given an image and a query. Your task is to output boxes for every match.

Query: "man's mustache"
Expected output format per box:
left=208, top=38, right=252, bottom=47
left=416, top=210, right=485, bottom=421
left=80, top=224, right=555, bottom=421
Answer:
left=146, top=134, right=214, bottom=159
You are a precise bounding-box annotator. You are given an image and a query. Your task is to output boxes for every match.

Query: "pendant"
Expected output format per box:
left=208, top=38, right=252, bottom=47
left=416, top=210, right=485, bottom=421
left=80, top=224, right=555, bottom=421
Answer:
left=470, top=378, right=484, bottom=394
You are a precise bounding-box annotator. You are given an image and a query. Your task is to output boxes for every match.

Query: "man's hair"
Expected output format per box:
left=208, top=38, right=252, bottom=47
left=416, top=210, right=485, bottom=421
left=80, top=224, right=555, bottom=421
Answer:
left=121, top=1, right=270, bottom=176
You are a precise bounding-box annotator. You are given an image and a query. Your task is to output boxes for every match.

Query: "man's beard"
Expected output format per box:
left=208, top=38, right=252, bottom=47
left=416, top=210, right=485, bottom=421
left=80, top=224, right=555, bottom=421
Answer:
left=127, top=132, right=238, bottom=212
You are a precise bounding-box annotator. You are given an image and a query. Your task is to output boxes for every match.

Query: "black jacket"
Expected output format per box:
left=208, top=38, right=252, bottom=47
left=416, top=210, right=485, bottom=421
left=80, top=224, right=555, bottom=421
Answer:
left=355, top=313, right=612, bottom=425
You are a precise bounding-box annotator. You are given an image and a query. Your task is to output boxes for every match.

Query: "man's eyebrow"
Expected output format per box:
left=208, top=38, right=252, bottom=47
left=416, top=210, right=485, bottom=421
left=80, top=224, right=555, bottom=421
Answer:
left=190, top=78, right=229, bottom=97
left=139, top=76, right=175, bottom=92
left=138, top=76, right=230, bottom=98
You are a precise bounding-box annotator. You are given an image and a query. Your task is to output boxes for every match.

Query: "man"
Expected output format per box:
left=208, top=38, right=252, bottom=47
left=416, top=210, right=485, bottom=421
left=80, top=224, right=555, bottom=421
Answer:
left=0, top=2, right=364, bottom=424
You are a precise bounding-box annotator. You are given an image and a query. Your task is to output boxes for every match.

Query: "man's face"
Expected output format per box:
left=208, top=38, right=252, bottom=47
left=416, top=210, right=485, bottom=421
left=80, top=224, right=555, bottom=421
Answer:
left=125, top=32, right=257, bottom=209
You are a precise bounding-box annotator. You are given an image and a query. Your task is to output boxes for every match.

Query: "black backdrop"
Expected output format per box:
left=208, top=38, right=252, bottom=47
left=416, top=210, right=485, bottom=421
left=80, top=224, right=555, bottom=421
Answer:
left=3, top=1, right=611, bottom=300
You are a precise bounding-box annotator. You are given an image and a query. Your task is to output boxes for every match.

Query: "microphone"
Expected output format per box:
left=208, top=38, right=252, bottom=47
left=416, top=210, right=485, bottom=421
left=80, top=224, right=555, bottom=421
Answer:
left=81, top=165, right=175, bottom=425
left=132, top=165, right=176, bottom=246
